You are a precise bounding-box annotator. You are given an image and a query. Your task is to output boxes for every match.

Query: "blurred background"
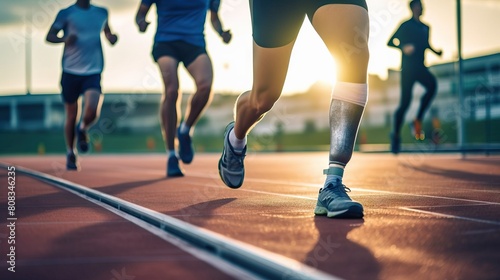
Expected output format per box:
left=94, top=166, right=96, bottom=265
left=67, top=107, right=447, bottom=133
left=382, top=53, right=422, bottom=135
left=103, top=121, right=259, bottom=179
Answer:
left=0, top=0, right=499, bottom=154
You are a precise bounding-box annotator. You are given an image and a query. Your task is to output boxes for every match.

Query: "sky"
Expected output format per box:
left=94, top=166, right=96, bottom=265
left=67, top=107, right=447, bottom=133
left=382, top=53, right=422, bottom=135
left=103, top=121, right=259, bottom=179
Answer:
left=0, top=0, right=499, bottom=96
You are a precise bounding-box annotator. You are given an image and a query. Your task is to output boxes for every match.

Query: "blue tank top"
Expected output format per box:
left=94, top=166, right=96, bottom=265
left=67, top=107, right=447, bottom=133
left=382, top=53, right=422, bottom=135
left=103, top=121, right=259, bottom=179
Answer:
left=142, top=0, right=220, bottom=47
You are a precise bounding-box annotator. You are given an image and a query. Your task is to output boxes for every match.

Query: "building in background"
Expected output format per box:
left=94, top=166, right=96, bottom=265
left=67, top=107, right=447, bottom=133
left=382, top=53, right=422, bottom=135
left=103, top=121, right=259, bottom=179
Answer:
left=1, top=52, right=499, bottom=140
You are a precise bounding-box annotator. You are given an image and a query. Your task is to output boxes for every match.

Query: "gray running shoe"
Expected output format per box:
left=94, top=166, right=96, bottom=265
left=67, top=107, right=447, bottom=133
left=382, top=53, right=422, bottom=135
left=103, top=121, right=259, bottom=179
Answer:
left=218, top=122, right=246, bottom=188
left=314, top=179, right=364, bottom=218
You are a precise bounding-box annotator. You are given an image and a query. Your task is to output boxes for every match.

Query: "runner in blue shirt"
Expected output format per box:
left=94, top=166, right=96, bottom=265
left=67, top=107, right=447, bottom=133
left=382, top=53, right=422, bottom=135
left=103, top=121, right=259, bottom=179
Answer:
left=135, top=0, right=232, bottom=177
left=46, top=0, right=118, bottom=170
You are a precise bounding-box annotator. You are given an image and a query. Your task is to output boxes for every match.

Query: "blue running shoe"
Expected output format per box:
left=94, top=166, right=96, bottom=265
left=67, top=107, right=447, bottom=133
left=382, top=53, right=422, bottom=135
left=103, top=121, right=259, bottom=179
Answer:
left=76, top=127, right=89, bottom=153
left=390, top=133, right=400, bottom=154
left=177, top=127, right=194, bottom=164
left=66, top=152, right=79, bottom=171
left=167, top=156, right=184, bottom=177
left=218, top=122, right=246, bottom=188
left=314, top=179, right=364, bottom=218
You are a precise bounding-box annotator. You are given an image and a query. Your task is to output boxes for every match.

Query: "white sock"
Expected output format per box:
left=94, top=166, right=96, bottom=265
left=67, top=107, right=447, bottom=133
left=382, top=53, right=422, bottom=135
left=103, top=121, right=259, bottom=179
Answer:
left=229, top=128, right=246, bottom=153
left=79, top=122, right=86, bottom=131
left=67, top=148, right=75, bottom=154
left=179, top=123, right=190, bottom=135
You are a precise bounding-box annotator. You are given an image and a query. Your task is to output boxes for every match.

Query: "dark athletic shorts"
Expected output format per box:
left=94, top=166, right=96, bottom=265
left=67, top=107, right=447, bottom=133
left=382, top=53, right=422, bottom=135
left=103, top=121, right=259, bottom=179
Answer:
left=152, top=40, right=207, bottom=67
left=60, top=72, right=101, bottom=104
left=251, top=0, right=368, bottom=48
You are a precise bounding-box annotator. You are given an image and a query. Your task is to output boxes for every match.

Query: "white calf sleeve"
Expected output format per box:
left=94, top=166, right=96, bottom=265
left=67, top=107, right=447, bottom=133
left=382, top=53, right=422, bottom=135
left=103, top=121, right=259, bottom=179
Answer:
left=331, top=82, right=368, bottom=107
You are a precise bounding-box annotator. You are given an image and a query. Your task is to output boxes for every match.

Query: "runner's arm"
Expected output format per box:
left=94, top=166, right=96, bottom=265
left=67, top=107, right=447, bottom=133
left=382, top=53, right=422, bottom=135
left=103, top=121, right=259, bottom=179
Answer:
left=135, top=3, right=151, bottom=33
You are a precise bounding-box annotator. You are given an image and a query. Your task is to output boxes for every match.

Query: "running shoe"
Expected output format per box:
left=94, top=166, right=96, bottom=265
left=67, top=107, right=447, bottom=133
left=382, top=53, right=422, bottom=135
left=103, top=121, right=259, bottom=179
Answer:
left=314, top=179, right=364, bottom=218
left=66, top=152, right=79, bottom=171
left=218, top=122, right=246, bottom=188
left=390, top=133, right=401, bottom=154
left=411, top=119, right=425, bottom=140
left=177, top=127, right=194, bottom=164
left=76, top=126, right=89, bottom=153
left=167, top=156, right=184, bottom=177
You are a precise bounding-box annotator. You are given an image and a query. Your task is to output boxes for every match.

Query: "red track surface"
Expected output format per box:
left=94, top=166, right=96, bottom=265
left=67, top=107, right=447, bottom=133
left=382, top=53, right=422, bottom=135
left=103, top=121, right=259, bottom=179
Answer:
left=1, top=152, right=500, bottom=280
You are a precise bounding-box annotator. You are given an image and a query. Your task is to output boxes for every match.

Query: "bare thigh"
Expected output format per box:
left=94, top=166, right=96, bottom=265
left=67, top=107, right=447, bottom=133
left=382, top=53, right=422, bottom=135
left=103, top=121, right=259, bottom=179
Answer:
left=311, top=4, right=369, bottom=83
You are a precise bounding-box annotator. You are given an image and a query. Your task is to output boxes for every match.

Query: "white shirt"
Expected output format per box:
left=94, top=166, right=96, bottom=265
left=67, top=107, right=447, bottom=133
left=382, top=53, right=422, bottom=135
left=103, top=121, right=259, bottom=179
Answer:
left=51, top=4, right=108, bottom=75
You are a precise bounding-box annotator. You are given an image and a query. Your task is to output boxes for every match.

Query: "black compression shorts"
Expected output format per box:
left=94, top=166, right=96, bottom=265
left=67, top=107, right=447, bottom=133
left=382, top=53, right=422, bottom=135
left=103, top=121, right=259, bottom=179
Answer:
left=60, top=72, right=101, bottom=104
left=251, top=0, right=368, bottom=48
left=152, top=40, right=207, bottom=67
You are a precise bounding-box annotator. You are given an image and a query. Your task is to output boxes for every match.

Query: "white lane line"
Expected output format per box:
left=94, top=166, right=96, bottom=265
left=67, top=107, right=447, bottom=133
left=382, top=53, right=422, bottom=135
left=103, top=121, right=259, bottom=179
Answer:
left=399, top=207, right=500, bottom=226
left=187, top=176, right=500, bottom=226
left=397, top=203, right=491, bottom=209
left=188, top=173, right=500, bottom=206
left=5, top=164, right=342, bottom=280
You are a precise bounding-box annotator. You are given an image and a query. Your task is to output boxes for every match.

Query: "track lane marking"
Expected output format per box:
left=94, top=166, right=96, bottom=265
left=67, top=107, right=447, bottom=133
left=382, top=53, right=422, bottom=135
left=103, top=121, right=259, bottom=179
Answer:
left=398, top=207, right=500, bottom=226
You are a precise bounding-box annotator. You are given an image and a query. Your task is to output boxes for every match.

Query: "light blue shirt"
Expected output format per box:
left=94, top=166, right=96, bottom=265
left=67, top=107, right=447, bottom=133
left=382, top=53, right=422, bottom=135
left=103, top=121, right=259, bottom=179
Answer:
left=141, top=0, right=220, bottom=47
left=50, top=5, right=108, bottom=75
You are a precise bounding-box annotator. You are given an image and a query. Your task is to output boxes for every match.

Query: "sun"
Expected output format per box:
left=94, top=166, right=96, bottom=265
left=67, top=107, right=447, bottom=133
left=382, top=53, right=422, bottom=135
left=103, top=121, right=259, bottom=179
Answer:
left=283, top=21, right=338, bottom=94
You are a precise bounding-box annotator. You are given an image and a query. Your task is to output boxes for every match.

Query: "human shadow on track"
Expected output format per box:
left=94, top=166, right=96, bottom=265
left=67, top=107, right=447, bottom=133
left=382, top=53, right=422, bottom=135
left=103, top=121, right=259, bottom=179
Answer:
left=302, top=218, right=380, bottom=280
left=166, top=198, right=237, bottom=224
left=96, top=177, right=167, bottom=195
left=8, top=175, right=166, bottom=220
left=399, top=162, right=500, bottom=185
left=461, top=157, right=500, bottom=168
left=7, top=221, right=233, bottom=280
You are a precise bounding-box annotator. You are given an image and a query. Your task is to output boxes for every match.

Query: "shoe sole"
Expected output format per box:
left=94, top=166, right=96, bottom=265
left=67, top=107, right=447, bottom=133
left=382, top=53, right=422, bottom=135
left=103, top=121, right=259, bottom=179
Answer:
left=167, top=172, right=184, bottom=177
left=66, top=166, right=79, bottom=171
left=314, top=205, right=364, bottom=219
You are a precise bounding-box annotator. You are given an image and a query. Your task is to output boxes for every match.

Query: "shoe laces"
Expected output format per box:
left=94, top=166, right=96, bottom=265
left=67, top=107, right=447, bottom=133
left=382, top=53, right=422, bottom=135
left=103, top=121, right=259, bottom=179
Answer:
left=322, top=180, right=351, bottom=199
left=225, top=146, right=245, bottom=170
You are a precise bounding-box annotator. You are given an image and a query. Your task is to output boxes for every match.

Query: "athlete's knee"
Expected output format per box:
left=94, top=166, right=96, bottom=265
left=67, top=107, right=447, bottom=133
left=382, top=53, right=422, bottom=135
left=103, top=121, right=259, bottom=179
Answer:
left=84, top=110, right=98, bottom=123
left=249, top=90, right=279, bottom=115
left=195, top=79, right=212, bottom=95
left=163, top=87, right=180, bottom=103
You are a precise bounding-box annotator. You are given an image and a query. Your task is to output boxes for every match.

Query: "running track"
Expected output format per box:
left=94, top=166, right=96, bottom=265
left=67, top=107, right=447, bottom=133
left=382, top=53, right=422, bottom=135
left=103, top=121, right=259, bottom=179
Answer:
left=1, top=152, right=499, bottom=280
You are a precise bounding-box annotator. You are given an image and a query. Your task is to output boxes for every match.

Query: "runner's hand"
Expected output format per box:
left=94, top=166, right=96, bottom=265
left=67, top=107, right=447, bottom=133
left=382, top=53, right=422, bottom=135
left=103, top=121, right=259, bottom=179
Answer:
left=108, top=34, right=118, bottom=45
left=138, top=19, right=150, bottom=33
left=221, top=30, right=232, bottom=44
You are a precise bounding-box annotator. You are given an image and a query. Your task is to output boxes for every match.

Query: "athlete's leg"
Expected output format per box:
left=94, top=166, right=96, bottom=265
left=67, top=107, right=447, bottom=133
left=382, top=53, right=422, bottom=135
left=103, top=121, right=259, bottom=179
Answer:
left=233, top=42, right=295, bottom=139
left=64, top=100, right=80, bottom=153
left=80, top=89, right=103, bottom=130
left=310, top=3, right=368, bottom=218
left=157, top=56, right=181, bottom=151
left=184, top=54, right=214, bottom=129
left=219, top=0, right=303, bottom=188
left=312, top=4, right=369, bottom=167
left=416, top=67, right=437, bottom=121
left=394, top=70, right=415, bottom=136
